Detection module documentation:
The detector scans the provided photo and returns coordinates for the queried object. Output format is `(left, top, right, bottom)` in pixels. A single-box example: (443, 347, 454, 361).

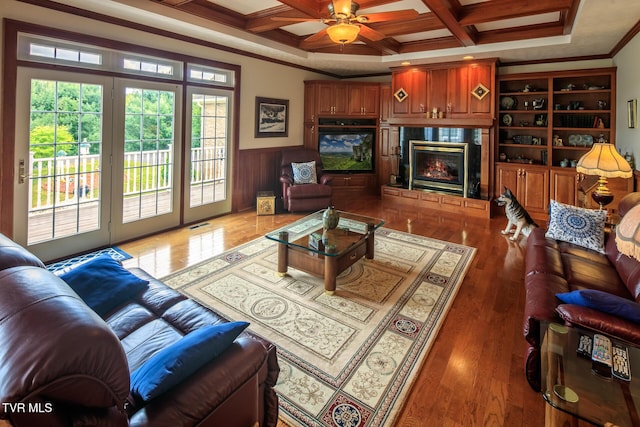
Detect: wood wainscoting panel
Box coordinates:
(233, 147, 285, 212)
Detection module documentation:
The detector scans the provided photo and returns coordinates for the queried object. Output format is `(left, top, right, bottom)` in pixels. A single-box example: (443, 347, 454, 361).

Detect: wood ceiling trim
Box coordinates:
(153, 0, 194, 6)
(245, 7, 313, 33)
(458, 0, 574, 26)
(477, 23, 565, 46)
(421, 0, 477, 47)
(168, 0, 246, 28)
(399, 36, 464, 54)
(358, 35, 401, 54)
(561, 0, 581, 35)
(368, 14, 445, 36)
(277, 0, 324, 18)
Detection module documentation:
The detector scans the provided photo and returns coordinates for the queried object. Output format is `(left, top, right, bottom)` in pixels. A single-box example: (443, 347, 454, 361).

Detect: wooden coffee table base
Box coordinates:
(276, 225, 375, 294)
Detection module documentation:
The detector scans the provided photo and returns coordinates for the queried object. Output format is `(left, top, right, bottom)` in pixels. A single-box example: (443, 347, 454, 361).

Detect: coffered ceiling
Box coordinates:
(30, 0, 640, 76)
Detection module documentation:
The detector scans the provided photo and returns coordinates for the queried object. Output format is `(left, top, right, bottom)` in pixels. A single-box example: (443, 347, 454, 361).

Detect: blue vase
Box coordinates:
(322, 206, 340, 230)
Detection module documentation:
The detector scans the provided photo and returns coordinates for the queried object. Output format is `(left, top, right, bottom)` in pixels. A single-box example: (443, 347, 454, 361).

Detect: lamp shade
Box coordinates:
(326, 22, 360, 44)
(575, 143, 633, 178)
(616, 204, 640, 260)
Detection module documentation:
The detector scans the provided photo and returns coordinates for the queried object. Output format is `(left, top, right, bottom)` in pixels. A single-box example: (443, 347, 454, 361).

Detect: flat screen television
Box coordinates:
(318, 128, 375, 173)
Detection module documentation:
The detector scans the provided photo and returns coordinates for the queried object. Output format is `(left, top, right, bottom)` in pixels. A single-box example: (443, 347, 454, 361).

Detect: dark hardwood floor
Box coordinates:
(119, 194, 583, 427)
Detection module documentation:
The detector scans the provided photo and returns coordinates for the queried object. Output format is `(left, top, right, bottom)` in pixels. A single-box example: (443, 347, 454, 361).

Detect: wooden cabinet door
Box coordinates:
(378, 126, 391, 187)
(521, 167, 549, 214)
(447, 66, 469, 116)
(392, 69, 427, 116)
(380, 83, 391, 122)
(428, 69, 448, 115)
(304, 123, 316, 149)
(496, 164, 520, 197)
(468, 63, 493, 117)
(304, 82, 317, 122)
(362, 85, 379, 116)
(392, 70, 411, 115)
(496, 164, 549, 215)
(348, 85, 364, 115)
(409, 70, 428, 115)
(317, 83, 335, 115)
(316, 83, 348, 115)
(551, 168, 579, 206)
(333, 84, 348, 115)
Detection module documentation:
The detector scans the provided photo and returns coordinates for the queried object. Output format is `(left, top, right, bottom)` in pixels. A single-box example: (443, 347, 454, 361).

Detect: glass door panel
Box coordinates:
(13, 68, 112, 261)
(184, 87, 232, 223)
(110, 80, 181, 242)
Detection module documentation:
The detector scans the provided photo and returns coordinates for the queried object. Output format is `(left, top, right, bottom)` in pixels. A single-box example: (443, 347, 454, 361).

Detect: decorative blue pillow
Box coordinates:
(291, 161, 317, 184)
(59, 253, 148, 317)
(557, 289, 640, 324)
(130, 321, 249, 402)
(545, 200, 606, 253)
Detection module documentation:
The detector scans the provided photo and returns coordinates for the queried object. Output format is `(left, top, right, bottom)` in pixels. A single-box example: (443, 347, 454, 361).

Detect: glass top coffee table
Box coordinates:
(265, 209, 384, 295)
(540, 321, 640, 427)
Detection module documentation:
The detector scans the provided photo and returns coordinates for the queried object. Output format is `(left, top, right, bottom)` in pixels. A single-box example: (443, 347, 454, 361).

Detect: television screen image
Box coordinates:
(318, 131, 374, 172)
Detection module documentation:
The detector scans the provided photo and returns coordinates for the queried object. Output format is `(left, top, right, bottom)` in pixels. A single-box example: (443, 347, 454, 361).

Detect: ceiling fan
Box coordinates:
(273, 0, 419, 45)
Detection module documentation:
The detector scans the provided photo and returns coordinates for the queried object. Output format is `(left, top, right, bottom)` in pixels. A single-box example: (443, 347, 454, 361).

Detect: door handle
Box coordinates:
(18, 159, 27, 184)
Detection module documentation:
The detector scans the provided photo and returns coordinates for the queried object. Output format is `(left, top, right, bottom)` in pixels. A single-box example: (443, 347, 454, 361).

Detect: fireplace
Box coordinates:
(409, 140, 468, 196)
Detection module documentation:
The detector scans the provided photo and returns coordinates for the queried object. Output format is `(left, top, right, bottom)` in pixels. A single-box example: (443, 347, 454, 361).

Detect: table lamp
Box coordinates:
(575, 143, 633, 209)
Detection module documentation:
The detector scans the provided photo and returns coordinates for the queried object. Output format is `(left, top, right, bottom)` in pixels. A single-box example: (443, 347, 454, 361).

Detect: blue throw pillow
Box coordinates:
(556, 289, 640, 324)
(59, 253, 148, 317)
(130, 321, 249, 402)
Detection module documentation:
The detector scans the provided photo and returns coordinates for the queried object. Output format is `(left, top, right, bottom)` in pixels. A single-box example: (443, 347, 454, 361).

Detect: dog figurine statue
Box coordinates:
(495, 187, 539, 240)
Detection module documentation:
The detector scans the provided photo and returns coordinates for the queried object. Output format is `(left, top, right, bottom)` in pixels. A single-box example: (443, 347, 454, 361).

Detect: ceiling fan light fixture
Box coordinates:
(327, 22, 360, 44)
(329, 0, 359, 18)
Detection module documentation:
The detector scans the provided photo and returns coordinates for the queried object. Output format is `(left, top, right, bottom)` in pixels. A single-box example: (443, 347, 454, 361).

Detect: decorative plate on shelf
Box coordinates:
(502, 114, 513, 126)
(500, 96, 516, 110)
(568, 134, 594, 147)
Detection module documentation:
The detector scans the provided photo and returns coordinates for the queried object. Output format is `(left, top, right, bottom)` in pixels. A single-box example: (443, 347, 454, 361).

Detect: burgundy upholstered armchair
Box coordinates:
(280, 148, 333, 212)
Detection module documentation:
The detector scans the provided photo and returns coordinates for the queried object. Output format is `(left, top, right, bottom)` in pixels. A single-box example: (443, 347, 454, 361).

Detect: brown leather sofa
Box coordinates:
(280, 148, 333, 212)
(0, 234, 279, 427)
(523, 192, 640, 391)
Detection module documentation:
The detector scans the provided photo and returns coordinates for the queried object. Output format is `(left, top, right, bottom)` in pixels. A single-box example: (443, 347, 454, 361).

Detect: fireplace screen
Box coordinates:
(409, 141, 468, 195)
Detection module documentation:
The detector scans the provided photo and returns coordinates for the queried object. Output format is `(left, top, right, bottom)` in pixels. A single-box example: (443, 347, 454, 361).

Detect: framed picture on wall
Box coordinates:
(255, 97, 289, 138)
(628, 99, 637, 128)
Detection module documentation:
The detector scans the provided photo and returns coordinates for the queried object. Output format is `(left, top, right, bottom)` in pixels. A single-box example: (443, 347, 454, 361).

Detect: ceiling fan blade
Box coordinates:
(358, 25, 386, 41)
(304, 28, 329, 43)
(356, 10, 419, 23)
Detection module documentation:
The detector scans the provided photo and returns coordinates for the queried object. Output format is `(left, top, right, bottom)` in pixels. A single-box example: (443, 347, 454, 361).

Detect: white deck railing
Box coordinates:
(28, 147, 226, 211)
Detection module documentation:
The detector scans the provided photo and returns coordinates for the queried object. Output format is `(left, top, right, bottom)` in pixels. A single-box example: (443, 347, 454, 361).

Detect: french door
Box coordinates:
(184, 86, 232, 223)
(13, 69, 184, 261)
(14, 68, 113, 261)
(109, 79, 182, 243)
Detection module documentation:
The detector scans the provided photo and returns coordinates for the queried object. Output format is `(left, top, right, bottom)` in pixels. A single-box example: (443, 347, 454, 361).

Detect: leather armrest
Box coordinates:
(320, 175, 332, 185)
(0, 233, 45, 270)
(280, 175, 293, 185)
(556, 304, 640, 345)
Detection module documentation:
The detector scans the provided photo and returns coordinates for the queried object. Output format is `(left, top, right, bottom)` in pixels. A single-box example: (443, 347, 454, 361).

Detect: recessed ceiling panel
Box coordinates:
(204, 0, 281, 15)
(475, 13, 560, 32)
(359, 0, 431, 14)
(282, 22, 329, 37)
(394, 29, 453, 43)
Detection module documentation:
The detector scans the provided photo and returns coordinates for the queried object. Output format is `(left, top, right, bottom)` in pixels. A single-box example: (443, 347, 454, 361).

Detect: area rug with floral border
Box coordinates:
(160, 216, 476, 427)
